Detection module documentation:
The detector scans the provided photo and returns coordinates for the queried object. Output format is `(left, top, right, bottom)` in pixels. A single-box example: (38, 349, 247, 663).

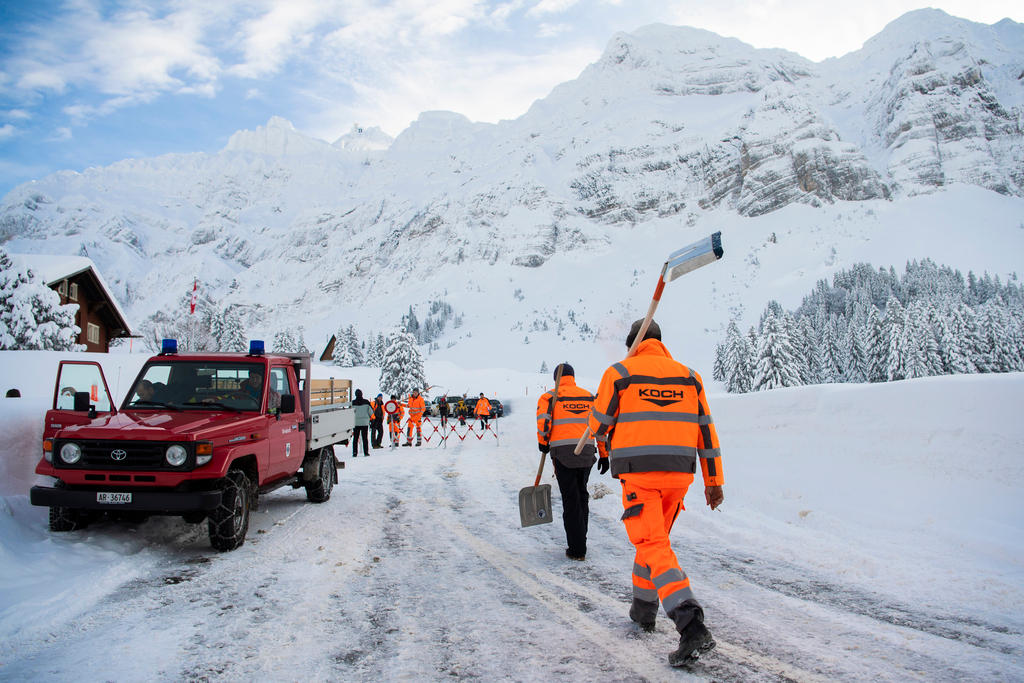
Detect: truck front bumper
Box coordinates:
(30, 485, 222, 513)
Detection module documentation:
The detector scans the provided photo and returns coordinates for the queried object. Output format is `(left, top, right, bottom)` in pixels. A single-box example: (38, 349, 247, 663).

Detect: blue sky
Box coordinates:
(0, 0, 1020, 198)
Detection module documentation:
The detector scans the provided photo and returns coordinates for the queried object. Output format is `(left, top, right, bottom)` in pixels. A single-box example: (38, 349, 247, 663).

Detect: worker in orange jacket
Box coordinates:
(588, 318, 724, 668)
(405, 388, 426, 446)
(473, 392, 492, 431)
(536, 363, 597, 561)
(386, 394, 404, 448)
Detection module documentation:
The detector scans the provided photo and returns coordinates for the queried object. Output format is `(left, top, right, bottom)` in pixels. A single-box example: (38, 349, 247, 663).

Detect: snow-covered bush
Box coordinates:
(0, 249, 80, 351)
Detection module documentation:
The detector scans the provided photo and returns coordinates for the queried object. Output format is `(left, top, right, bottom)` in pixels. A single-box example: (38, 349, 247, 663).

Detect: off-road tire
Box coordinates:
(48, 504, 89, 531)
(208, 469, 251, 551)
(305, 447, 335, 503)
(48, 481, 90, 532)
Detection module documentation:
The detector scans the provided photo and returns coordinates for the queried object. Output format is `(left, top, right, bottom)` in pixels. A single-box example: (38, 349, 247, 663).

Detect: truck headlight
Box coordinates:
(60, 442, 82, 464)
(165, 444, 188, 467)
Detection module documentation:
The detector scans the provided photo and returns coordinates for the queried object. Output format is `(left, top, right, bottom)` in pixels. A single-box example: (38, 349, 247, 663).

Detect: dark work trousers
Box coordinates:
(553, 458, 592, 557)
(352, 425, 370, 456)
(370, 420, 383, 448)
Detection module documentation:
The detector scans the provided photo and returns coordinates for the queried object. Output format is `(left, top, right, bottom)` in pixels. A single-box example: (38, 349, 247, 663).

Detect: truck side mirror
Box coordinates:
(74, 391, 91, 412)
(279, 394, 296, 414)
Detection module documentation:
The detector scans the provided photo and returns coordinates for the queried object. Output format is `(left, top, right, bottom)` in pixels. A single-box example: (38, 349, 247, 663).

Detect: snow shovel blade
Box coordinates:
(664, 231, 723, 282)
(519, 484, 553, 527)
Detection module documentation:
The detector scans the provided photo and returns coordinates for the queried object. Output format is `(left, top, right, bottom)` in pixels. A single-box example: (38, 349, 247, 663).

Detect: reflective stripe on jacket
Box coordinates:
(537, 376, 597, 467)
(587, 338, 723, 484)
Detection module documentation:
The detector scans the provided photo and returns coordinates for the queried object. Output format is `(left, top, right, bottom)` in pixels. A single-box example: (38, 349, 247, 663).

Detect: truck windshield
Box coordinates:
(124, 361, 265, 411)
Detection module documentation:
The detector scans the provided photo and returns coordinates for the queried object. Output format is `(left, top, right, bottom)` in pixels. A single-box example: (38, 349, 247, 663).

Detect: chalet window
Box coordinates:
(69, 283, 79, 301)
(58, 281, 67, 297)
(87, 323, 100, 344)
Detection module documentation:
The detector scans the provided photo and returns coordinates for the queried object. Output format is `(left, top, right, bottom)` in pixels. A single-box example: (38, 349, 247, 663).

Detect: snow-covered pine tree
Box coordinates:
(884, 296, 907, 381)
(272, 329, 298, 353)
(220, 307, 248, 352)
(345, 325, 364, 365)
(332, 340, 355, 367)
(378, 330, 427, 397)
(403, 306, 421, 342)
(866, 307, 887, 382)
(0, 249, 80, 350)
(722, 321, 753, 393)
(207, 309, 226, 351)
(539, 361, 548, 374)
(752, 308, 803, 391)
(821, 317, 845, 383)
(845, 324, 868, 383)
(797, 316, 823, 385)
(712, 340, 727, 383)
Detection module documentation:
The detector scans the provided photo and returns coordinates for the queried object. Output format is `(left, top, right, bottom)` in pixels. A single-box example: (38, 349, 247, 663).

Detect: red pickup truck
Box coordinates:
(30, 340, 355, 551)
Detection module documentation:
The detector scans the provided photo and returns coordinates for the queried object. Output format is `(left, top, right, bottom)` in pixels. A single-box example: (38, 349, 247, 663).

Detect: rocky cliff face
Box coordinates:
(0, 10, 1020, 339)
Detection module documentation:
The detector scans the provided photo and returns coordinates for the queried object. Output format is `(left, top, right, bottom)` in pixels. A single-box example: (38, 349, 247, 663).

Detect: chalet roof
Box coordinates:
(12, 253, 134, 337)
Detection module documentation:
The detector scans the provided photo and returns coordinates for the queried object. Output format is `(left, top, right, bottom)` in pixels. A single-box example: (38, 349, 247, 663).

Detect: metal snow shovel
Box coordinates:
(573, 231, 724, 455)
(519, 364, 565, 527)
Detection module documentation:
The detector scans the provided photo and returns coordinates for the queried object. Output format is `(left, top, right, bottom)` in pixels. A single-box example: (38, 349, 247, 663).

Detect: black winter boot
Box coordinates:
(668, 618, 715, 666)
(629, 598, 657, 633)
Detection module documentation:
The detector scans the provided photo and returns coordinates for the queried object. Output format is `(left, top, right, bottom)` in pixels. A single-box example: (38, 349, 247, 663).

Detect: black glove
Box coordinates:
(538, 443, 549, 454)
(596, 457, 609, 475)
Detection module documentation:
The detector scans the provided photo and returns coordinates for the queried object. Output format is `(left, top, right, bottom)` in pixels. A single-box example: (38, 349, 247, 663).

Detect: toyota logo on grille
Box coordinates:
(110, 449, 127, 461)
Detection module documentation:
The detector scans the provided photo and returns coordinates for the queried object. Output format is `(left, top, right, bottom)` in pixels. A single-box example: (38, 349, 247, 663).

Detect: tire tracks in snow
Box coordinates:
(435, 505, 829, 683)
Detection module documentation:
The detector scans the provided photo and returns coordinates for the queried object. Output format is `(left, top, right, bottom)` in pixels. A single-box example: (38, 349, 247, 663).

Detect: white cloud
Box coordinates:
(0, 124, 16, 140)
(526, 0, 581, 18)
(537, 22, 572, 38)
(4, 109, 32, 121)
(50, 126, 72, 142)
(229, 0, 330, 79)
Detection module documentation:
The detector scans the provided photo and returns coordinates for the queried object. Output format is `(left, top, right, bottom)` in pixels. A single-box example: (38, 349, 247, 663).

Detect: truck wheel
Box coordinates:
(208, 469, 251, 551)
(305, 447, 335, 503)
(48, 481, 90, 532)
(49, 504, 89, 532)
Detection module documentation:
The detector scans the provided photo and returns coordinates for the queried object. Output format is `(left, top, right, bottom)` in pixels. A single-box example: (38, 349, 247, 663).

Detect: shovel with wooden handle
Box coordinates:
(519, 364, 565, 527)
(573, 231, 724, 456)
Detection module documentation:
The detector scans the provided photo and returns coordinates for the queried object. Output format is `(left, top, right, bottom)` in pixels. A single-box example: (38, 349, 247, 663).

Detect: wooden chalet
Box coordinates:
(15, 254, 134, 353)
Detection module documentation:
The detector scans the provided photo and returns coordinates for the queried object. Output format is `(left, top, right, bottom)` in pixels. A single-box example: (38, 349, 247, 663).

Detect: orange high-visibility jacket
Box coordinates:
(407, 394, 426, 421)
(536, 377, 594, 448)
(587, 338, 723, 484)
(474, 397, 492, 417)
(537, 376, 597, 465)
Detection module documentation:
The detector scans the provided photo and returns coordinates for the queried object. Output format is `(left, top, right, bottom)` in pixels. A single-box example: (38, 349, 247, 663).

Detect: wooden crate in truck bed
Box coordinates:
(310, 378, 351, 406)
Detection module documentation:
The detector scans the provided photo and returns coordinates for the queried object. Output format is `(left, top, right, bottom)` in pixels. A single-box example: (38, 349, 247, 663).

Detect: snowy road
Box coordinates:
(3, 374, 1024, 682)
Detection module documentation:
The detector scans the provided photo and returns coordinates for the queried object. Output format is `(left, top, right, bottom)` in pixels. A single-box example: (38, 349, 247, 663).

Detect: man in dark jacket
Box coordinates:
(351, 389, 372, 457)
(370, 393, 385, 448)
(536, 363, 598, 561)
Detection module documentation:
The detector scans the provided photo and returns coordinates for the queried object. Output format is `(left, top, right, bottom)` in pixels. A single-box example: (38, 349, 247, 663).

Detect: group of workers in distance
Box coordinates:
(536, 318, 725, 668)
(348, 387, 496, 455)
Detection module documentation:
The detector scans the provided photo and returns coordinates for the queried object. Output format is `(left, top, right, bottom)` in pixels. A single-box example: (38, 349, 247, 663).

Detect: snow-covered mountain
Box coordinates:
(1, 9, 1022, 376)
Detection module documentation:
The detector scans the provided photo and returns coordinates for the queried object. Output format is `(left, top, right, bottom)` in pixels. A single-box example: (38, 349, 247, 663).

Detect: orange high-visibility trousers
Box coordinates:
(406, 417, 422, 444)
(619, 473, 701, 629)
